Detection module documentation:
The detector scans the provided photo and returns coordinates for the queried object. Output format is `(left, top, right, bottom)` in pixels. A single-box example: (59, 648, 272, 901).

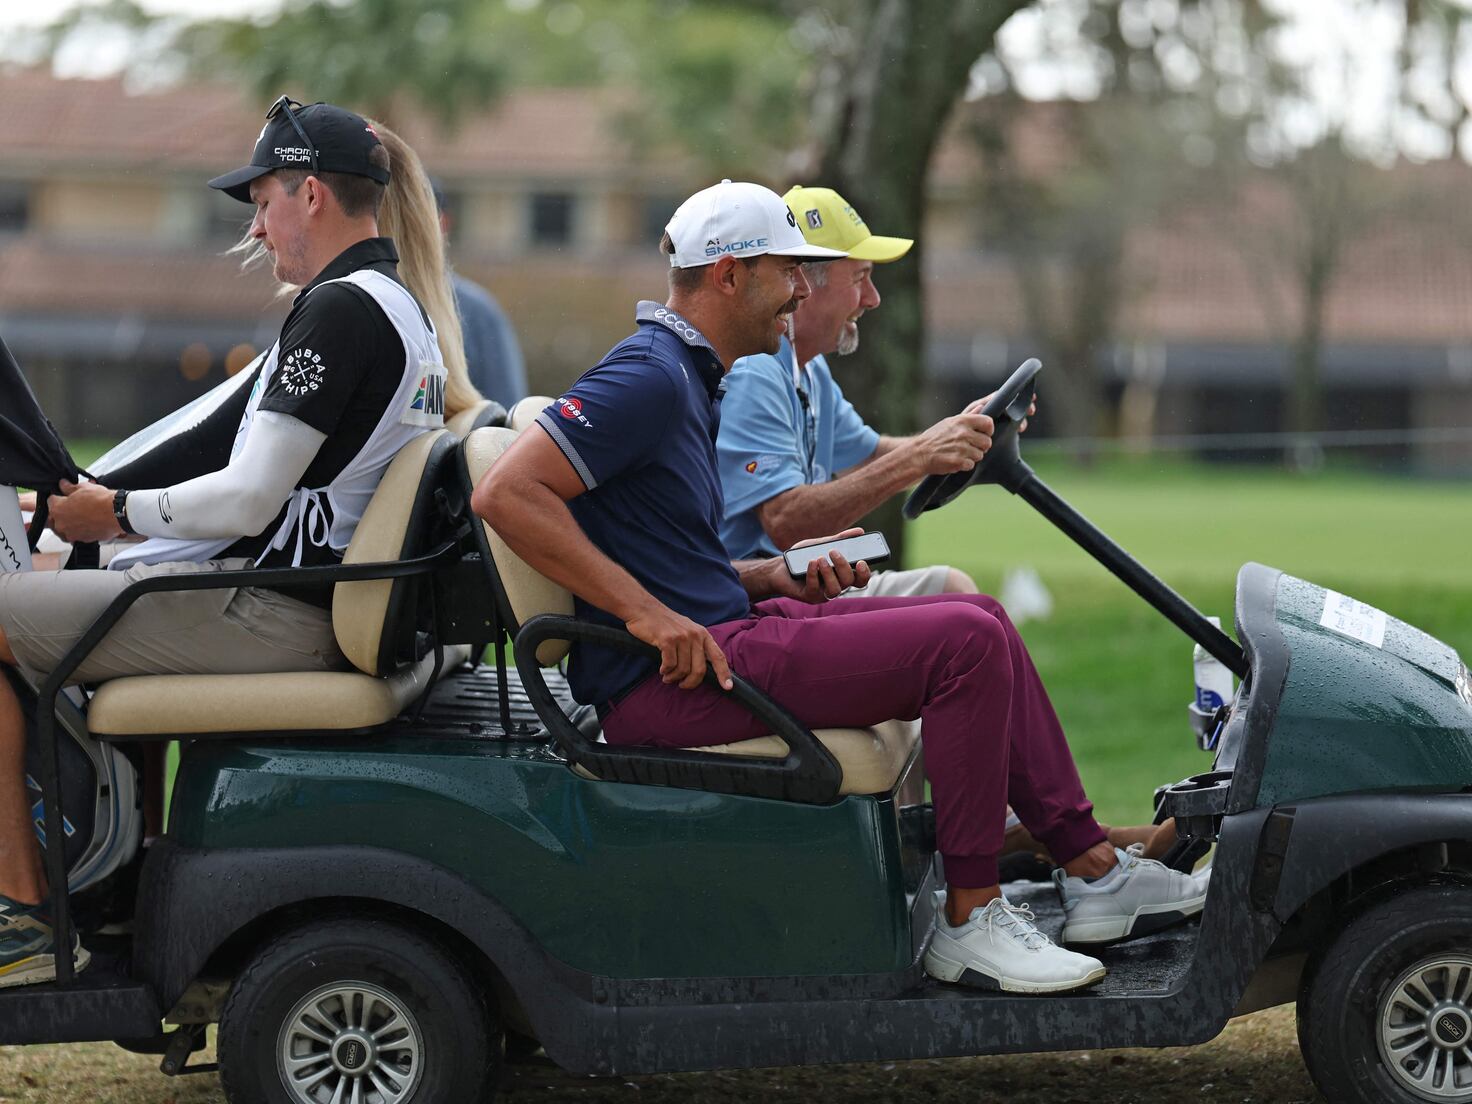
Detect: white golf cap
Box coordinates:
(664, 179, 848, 268)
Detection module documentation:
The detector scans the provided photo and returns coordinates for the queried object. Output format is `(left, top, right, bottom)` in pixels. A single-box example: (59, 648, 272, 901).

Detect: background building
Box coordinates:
(2, 70, 1470, 468)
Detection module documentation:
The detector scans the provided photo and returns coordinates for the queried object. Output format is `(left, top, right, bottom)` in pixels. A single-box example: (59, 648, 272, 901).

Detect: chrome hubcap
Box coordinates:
(1378, 954, 1472, 1101)
(278, 982, 423, 1104)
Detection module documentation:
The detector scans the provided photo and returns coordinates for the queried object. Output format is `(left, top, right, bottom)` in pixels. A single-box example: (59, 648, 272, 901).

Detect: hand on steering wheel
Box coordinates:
(902, 358, 1042, 520)
(908, 411, 995, 478)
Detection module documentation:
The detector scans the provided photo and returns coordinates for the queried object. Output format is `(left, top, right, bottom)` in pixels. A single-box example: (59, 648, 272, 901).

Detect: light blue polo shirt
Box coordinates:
(716, 337, 880, 559)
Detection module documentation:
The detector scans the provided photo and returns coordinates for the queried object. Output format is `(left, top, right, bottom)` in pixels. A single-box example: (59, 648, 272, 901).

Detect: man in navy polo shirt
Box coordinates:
(474, 180, 1206, 997)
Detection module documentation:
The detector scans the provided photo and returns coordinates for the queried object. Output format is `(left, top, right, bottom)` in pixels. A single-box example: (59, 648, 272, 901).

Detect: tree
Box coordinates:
(968, 96, 1215, 456)
(1212, 0, 1472, 455)
(787, 1, 1031, 543)
(959, 0, 1279, 459)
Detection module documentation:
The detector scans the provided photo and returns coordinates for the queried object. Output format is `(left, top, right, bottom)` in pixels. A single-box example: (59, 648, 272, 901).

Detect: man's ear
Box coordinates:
(303, 176, 331, 217)
(710, 255, 743, 297)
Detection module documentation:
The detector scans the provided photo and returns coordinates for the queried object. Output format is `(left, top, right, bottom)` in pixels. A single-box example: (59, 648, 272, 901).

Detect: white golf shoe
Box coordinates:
(1054, 843, 1209, 946)
(924, 896, 1107, 993)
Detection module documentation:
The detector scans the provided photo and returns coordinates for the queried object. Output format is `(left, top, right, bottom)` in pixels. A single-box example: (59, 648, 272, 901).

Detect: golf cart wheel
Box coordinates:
(217, 916, 500, 1104)
(1299, 883, 1472, 1104)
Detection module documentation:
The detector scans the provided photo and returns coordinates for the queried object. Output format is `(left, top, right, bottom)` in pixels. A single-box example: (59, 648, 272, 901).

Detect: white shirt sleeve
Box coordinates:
(123, 411, 327, 540)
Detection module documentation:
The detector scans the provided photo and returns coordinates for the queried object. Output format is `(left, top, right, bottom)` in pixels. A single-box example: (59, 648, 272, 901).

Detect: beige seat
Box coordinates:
(88, 430, 470, 737)
(506, 395, 553, 433)
(446, 398, 506, 437)
(463, 426, 919, 796)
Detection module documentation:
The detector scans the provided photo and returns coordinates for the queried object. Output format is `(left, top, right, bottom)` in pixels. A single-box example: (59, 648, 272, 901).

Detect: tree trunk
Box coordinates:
(801, 0, 1029, 561)
(1286, 268, 1328, 470)
(1284, 147, 1349, 467)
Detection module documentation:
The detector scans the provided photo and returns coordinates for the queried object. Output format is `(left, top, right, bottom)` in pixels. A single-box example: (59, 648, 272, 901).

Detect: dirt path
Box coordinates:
(0, 1006, 1321, 1104)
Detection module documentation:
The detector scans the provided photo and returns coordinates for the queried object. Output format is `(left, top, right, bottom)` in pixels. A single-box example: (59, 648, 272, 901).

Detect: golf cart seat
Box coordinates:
(506, 395, 553, 433)
(85, 430, 470, 737)
(462, 426, 920, 796)
(447, 398, 508, 437)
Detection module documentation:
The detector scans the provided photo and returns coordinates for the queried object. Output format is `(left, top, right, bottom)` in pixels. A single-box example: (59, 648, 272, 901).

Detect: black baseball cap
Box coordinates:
(208, 96, 391, 204)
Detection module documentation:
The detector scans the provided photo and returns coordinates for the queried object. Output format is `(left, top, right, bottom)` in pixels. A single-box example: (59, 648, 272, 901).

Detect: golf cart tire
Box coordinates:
(217, 916, 501, 1104)
(1298, 882, 1472, 1104)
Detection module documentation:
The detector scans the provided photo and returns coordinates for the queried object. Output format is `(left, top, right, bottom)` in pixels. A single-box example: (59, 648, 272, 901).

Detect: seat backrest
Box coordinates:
(506, 395, 553, 433)
(446, 398, 507, 437)
(461, 426, 574, 666)
(334, 429, 457, 676)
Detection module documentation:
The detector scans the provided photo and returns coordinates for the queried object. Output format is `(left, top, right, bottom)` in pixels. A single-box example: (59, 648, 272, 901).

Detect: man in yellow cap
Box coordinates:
(713, 187, 1178, 869)
(715, 185, 994, 597)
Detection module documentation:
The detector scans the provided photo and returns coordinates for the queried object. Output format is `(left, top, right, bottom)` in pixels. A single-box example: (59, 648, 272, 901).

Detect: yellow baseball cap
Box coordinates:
(782, 185, 913, 263)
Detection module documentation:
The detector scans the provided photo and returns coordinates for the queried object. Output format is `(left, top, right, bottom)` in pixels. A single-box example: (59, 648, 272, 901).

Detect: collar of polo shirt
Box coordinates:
(635, 300, 725, 398)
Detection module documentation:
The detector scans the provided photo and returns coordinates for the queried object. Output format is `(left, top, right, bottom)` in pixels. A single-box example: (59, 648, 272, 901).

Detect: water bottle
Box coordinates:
(1189, 616, 1234, 749)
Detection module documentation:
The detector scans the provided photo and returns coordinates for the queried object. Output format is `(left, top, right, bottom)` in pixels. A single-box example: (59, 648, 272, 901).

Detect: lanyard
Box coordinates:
(791, 353, 817, 483)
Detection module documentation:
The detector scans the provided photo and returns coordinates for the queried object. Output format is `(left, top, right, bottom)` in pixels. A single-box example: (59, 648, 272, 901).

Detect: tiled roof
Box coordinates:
(0, 67, 679, 184)
(0, 236, 283, 318)
(2, 69, 1470, 352)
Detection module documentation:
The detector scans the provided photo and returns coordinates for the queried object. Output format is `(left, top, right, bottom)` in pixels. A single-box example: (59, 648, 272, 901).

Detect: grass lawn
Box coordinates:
(908, 458, 1472, 826)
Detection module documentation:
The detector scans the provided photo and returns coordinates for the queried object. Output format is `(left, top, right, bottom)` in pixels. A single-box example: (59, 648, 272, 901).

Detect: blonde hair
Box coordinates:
(230, 123, 482, 419)
(368, 120, 479, 419)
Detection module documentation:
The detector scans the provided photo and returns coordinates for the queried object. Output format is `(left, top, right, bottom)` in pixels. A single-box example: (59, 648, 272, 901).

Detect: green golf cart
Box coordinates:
(4, 363, 1471, 1104)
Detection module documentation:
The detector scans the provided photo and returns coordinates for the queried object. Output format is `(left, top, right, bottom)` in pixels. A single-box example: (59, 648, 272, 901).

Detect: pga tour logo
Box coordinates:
(558, 396, 593, 428)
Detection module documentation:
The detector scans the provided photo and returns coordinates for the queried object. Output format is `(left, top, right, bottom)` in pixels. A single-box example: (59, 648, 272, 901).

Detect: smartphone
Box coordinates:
(783, 532, 891, 578)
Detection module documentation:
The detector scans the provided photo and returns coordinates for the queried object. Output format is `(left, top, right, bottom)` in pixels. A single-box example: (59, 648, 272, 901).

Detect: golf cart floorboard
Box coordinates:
(919, 881, 1200, 1000)
(412, 661, 575, 739)
(0, 947, 160, 1045)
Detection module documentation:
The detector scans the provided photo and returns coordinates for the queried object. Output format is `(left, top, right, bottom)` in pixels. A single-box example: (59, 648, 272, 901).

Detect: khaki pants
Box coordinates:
(839, 564, 952, 600)
(0, 559, 346, 687)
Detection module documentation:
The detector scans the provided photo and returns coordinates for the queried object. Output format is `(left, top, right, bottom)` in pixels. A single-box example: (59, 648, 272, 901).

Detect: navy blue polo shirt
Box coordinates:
(534, 301, 751, 707)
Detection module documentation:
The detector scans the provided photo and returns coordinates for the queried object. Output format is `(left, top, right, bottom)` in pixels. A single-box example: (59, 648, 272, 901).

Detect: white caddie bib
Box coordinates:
(110, 269, 445, 572)
(0, 487, 31, 574)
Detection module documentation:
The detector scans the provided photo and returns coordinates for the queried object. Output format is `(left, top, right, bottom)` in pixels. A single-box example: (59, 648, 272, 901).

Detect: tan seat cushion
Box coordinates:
(462, 428, 574, 666)
(447, 400, 494, 437)
(334, 430, 451, 676)
(577, 719, 920, 796)
(87, 645, 471, 736)
(506, 396, 553, 433)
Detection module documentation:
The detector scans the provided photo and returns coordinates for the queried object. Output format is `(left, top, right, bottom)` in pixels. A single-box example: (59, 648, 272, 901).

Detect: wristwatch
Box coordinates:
(113, 489, 135, 535)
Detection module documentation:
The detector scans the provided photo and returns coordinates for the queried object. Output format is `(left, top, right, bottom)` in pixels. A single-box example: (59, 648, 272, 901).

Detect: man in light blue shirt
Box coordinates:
(717, 186, 994, 596)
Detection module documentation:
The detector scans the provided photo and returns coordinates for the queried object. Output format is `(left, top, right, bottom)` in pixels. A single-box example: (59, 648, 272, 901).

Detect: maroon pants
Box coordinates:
(602, 593, 1106, 887)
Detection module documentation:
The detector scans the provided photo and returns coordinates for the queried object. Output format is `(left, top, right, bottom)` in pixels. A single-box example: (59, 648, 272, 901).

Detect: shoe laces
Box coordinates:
(1122, 842, 1165, 872)
(981, 899, 1051, 951)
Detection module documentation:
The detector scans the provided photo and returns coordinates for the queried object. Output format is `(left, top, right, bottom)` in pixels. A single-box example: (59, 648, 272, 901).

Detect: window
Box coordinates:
(0, 183, 29, 234)
(206, 189, 253, 244)
(528, 192, 575, 248)
(642, 194, 682, 245)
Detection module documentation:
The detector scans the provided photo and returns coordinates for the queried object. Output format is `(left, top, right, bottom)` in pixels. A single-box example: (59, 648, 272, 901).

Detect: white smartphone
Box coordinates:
(783, 532, 891, 578)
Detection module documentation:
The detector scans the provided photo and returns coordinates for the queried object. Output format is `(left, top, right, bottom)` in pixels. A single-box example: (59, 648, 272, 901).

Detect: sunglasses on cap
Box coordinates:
(266, 95, 319, 175)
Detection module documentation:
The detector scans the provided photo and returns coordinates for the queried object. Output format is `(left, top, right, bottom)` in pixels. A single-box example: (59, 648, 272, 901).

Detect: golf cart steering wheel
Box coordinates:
(902, 358, 1042, 520)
